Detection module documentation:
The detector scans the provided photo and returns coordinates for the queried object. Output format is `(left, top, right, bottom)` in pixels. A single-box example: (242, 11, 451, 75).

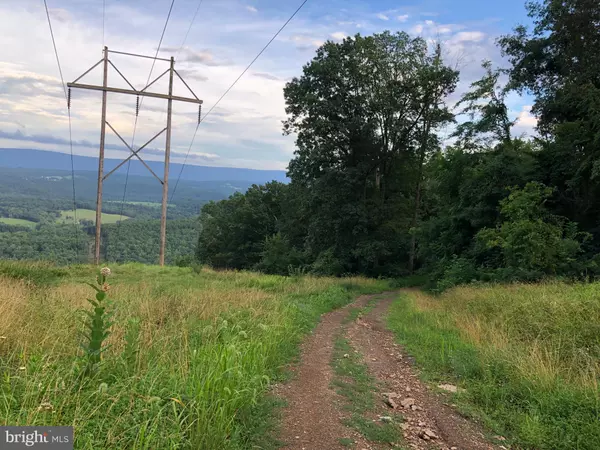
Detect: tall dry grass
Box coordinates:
(0, 262, 388, 449)
(389, 281, 600, 449)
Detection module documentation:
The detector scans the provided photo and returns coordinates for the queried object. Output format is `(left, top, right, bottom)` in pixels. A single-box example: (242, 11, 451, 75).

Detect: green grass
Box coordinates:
(0, 261, 390, 449)
(331, 335, 402, 446)
(387, 285, 600, 450)
(0, 217, 37, 227)
(106, 201, 163, 208)
(57, 209, 129, 224)
(338, 437, 355, 447)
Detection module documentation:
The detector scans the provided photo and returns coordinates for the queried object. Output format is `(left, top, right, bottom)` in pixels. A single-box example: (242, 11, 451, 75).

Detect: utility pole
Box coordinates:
(159, 57, 174, 266)
(68, 47, 203, 265)
(95, 46, 108, 265)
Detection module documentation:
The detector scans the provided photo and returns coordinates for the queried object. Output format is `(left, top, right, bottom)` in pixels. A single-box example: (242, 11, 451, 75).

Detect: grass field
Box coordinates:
(106, 201, 163, 208)
(0, 217, 37, 227)
(57, 209, 129, 224)
(0, 260, 389, 449)
(388, 284, 600, 449)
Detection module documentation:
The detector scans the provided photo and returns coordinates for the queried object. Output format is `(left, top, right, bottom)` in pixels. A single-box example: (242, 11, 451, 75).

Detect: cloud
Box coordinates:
(513, 105, 538, 137)
(253, 72, 282, 81)
(143, 147, 219, 161)
(438, 26, 454, 34)
(330, 31, 347, 41)
(246, 5, 257, 13)
(411, 24, 424, 34)
(376, 13, 389, 21)
(290, 35, 325, 50)
(337, 21, 363, 28)
(0, 128, 121, 152)
(451, 31, 486, 43)
(397, 15, 409, 22)
(160, 47, 232, 66)
(0, 128, 220, 162)
(175, 69, 208, 82)
(48, 8, 72, 23)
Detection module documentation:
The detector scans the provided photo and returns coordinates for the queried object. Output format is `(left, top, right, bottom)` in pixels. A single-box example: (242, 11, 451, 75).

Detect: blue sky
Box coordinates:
(0, 0, 537, 171)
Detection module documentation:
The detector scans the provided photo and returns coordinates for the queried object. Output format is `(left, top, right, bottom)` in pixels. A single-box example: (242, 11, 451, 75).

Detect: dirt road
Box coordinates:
(277, 291, 502, 450)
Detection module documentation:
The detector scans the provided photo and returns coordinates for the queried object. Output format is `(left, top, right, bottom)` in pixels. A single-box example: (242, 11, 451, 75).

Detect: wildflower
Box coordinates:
(101, 283, 110, 292)
(100, 267, 111, 277)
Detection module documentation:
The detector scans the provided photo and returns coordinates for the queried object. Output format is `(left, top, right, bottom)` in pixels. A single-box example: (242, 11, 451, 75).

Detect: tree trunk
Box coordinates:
(409, 119, 431, 273)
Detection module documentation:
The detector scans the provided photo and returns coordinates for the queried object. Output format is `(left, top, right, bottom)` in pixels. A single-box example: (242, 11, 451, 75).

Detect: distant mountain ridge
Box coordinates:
(0, 148, 288, 184)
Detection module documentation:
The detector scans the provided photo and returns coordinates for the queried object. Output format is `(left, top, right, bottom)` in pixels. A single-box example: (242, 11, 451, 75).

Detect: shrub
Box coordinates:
(476, 182, 589, 277)
(311, 248, 345, 276)
(257, 232, 304, 275)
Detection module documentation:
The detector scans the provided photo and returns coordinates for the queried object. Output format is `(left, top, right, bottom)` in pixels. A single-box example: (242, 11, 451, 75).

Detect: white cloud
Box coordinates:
(376, 13, 389, 21)
(330, 31, 347, 41)
(290, 35, 325, 49)
(411, 24, 424, 34)
(514, 105, 538, 135)
(246, 5, 258, 13)
(397, 14, 409, 22)
(452, 31, 486, 42)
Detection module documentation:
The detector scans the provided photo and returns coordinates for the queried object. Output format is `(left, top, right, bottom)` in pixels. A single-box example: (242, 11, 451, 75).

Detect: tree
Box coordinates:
(476, 182, 587, 277)
(452, 60, 514, 147)
(408, 44, 458, 272)
(196, 182, 287, 269)
(283, 32, 457, 275)
(499, 0, 600, 238)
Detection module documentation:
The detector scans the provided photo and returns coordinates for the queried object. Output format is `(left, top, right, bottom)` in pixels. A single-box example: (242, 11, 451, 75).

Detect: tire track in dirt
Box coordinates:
(276, 293, 376, 450)
(346, 293, 502, 450)
(277, 291, 501, 450)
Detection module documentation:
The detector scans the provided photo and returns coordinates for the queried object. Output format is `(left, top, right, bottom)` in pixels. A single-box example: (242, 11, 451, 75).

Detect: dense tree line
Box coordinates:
(101, 218, 200, 265)
(0, 219, 199, 265)
(197, 0, 600, 288)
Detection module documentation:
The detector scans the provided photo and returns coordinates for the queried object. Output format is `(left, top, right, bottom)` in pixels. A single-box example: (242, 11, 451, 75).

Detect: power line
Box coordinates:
(43, 0, 81, 255)
(113, 0, 176, 260)
(177, 0, 205, 58)
(102, 0, 106, 47)
(169, 0, 310, 202)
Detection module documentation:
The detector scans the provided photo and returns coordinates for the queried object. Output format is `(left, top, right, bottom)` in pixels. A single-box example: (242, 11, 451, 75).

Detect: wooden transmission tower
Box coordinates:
(68, 47, 203, 266)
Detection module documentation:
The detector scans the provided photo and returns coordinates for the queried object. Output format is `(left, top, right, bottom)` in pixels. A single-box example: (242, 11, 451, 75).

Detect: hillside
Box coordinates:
(0, 148, 288, 184)
(3, 261, 600, 449)
(0, 261, 389, 449)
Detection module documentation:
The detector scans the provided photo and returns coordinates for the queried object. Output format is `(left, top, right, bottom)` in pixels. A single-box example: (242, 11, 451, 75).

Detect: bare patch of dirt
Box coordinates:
(347, 295, 502, 450)
(276, 294, 375, 450)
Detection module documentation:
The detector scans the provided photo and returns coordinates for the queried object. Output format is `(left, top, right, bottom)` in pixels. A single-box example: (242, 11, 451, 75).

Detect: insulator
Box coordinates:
(135, 96, 140, 117)
(67, 88, 71, 109)
(198, 104, 202, 124)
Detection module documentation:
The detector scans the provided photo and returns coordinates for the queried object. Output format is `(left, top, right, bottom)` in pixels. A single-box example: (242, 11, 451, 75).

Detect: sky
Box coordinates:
(0, 0, 538, 171)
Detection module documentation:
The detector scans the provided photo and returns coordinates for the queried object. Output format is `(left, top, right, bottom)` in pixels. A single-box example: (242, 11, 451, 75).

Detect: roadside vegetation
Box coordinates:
(0, 261, 389, 449)
(331, 336, 401, 446)
(388, 284, 600, 449)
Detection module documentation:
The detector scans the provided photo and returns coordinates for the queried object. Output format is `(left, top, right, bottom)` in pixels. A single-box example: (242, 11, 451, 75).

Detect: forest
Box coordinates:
(197, 0, 600, 289)
(0, 168, 213, 264)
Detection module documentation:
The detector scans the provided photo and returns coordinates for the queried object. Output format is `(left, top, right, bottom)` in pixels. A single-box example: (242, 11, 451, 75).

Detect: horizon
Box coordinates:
(0, 147, 288, 175)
